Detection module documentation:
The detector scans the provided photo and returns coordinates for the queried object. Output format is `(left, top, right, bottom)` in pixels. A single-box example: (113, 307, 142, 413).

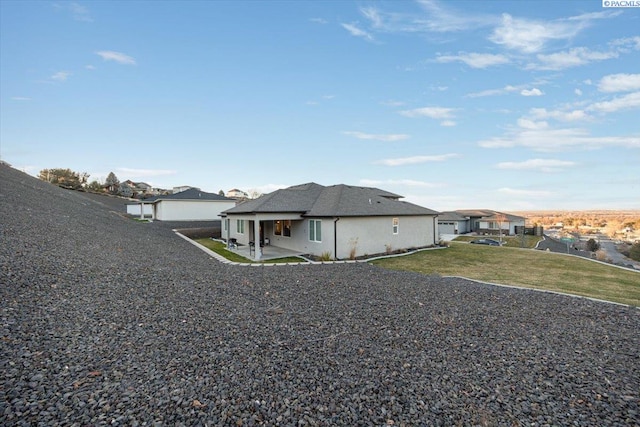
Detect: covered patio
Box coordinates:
(224, 240, 306, 261)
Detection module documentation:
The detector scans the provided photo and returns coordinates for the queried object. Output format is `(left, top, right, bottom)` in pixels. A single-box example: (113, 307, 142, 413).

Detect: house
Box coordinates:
(448, 209, 525, 236)
(437, 211, 472, 235)
(227, 188, 249, 199)
(173, 185, 198, 194)
(220, 182, 439, 260)
(133, 188, 236, 221)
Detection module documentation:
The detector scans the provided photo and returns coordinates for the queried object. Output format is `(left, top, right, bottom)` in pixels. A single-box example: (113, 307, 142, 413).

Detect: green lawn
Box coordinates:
(372, 242, 640, 306)
(453, 234, 542, 248)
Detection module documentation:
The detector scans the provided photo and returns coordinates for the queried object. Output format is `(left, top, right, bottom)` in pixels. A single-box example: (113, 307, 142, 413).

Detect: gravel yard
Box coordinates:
(1, 164, 639, 426)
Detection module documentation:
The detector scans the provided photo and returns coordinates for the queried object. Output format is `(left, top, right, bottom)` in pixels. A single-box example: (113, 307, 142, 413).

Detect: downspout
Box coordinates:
(334, 217, 340, 260)
(433, 216, 437, 246)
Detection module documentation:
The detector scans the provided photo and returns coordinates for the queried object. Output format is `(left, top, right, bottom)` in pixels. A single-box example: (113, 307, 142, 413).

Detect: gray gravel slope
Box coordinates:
(1, 164, 639, 426)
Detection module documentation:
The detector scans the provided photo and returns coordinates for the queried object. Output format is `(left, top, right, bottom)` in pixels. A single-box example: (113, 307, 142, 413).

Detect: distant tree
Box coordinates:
(218, 189, 225, 196)
(105, 172, 120, 194)
(247, 188, 262, 199)
(38, 168, 88, 190)
(86, 180, 103, 192)
(586, 238, 600, 252)
(629, 242, 640, 262)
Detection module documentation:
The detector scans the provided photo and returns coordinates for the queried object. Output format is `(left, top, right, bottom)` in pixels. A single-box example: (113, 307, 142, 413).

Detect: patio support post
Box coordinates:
(140, 203, 145, 220)
(253, 219, 262, 260)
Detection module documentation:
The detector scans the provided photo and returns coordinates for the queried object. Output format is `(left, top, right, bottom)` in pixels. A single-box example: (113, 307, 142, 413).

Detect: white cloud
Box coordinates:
(479, 123, 640, 151)
(343, 131, 410, 142)
(440, 120, 456, 127)
(529, 108, 588, 122)
(435, 52, 509, 68)
(489, 12, 612, 53)
(50, 71, 71, 81)
(360, 179, 442, 188)
(598, 73, 640, 93)
(375, 153, 458, 166)
(521, 88, 543, 96)
(586, 91, 640, 113)
(95, 51, 136, 65)
(530, 47, 617, 70)
(85, 65, 96, 70)
(54, 2, 93, 22)
(399, 106, 455, 119)
(341, 23, 374, 41)
(310, 18, 327, 24)
(575, 88, 583, 96)
(496, 159, 576, 172)
(116, 168, 177, 178)
(498, 187, 556, 198)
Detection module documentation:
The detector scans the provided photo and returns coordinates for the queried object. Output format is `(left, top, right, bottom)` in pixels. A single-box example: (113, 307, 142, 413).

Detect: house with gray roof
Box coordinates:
(443, 209, 525, 236)
(128, 188, 236, 221)
(220, 182, 439, 260)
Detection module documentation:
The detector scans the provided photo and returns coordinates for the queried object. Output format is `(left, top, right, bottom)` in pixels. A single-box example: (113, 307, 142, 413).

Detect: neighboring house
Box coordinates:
(452, 209, 525, 236)
(220, 182, 439, 260)
(227, 188, 249, 199)
(173, 185, 198, 194)
(437, 211, 471, 235)
(133, 188, 236, 221)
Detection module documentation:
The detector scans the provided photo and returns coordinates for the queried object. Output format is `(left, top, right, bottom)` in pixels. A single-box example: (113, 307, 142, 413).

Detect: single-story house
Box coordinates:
(131, 188, 237, 221)
(220, 182, 439, 260)
(437, 211, 472, 235)
(450, 209, 525, 236)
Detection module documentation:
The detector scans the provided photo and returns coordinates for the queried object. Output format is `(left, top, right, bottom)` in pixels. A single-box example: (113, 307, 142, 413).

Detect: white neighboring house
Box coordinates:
(126, 203, 153, 217)
(220, 182, 439, 260)
(133, 188, 236, 221)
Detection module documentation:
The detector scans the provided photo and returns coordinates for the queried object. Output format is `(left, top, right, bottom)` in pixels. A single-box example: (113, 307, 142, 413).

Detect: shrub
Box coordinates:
(319, 251, 333, 262)
(630, 242, 640, 262)
(586, 238, 600, 252)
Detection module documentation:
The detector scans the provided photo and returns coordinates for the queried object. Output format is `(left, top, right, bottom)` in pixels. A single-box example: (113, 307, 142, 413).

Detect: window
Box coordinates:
(274, 220, 291, 237)
(237, 219, 245, 234)
(309, 219, 321, 242)
(393, 218, 399, 234)
(224, 218, 229, 231)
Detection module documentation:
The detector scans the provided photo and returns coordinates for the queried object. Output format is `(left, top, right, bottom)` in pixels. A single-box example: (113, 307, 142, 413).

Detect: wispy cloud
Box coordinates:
(399, 106, 455, 119)
(521, 88, 543, 96)
(310, 18, 327, 25)
(479, 121, 640, 151)
(360, 178, 442, 188)
(50, 71, 71, 82)
(489, 12, 613, 53)
(116, 168, 177, 178)
(435, 52, 509, 68)
(598, 73, 640, 93)
(95, 51, 136, 65)
(528, 47, 617, 70)
(341, 23, 374, 41)
(375, 153, 458, 166)
(343, 131, 410, 142)
(496, 159, 576, 172)
(498, 187, 556, 197)
(54, 2, 93, 22)
(529, 108, 588, 122)
(587, 91, 640, 113)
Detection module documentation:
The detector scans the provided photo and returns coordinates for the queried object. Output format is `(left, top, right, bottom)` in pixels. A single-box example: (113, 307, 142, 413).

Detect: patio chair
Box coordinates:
(229, 238, 238, 249)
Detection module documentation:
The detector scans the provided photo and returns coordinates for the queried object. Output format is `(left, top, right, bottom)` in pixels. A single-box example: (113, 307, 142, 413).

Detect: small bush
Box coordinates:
(630, 242, 640, 261)
(319, 251, 333, 261)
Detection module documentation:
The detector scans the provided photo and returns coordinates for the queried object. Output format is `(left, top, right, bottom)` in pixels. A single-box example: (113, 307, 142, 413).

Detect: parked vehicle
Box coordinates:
(470, 238, 502, 246)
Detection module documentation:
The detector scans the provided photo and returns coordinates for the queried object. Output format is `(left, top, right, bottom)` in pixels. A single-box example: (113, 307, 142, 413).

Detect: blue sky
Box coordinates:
(1, 1, 639, 211)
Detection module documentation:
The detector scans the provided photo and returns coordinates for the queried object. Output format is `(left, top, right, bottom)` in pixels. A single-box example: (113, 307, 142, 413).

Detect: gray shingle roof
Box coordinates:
(223, 182, 438, 217)
(144, 188, 234, 203)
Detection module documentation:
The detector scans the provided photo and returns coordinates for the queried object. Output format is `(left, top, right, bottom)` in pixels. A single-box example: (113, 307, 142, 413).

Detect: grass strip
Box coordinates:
(372, 242, 640, 306)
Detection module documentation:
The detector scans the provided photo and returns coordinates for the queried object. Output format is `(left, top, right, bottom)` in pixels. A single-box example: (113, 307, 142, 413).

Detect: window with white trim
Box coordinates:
(393, 218, 399, 234)
(237, 219, 245, 234)
(309, 219, 321, 242)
